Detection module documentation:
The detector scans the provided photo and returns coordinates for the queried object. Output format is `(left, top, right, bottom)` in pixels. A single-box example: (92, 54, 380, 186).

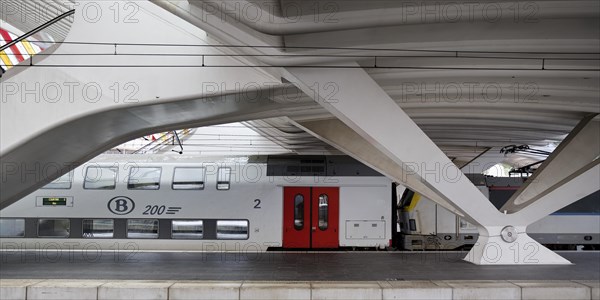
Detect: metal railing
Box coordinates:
(0, 9, 75, 52)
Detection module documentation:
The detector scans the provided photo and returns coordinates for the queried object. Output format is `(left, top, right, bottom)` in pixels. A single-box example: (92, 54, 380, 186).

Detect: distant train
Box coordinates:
(398, 175, 600, 250)
(1, 155, 598, 253)
(0, 155, 393, 252)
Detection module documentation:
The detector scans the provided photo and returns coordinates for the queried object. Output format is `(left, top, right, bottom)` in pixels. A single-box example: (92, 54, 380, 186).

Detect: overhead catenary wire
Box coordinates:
(144, 125, 573, 133)
(5, 65, 599, 71)
(2, 40, 598, 70)
(4, 52, 600, 61)
(146, 125, 575, 133)
(11, 40, 600, 55)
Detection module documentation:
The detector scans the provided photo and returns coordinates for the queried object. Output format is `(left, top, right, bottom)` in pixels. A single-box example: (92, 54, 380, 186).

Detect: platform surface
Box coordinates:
(1, 251, 599, 281)
(2, 279, 599, 300)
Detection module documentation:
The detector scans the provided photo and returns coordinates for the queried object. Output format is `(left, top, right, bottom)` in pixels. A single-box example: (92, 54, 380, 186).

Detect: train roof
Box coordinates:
(87, 154, 383, 177)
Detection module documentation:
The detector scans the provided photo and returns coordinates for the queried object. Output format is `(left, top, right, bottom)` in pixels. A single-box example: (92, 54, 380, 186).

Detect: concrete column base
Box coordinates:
(464, 226, 571, 265)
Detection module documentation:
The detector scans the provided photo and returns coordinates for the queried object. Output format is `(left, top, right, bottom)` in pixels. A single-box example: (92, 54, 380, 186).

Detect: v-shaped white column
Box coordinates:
(283, 64, 591, 264)
(293, 118, 462, 215)
(284, 65, 502, 226)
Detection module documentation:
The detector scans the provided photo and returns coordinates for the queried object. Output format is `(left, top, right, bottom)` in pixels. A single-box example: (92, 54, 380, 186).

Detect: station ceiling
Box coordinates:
(149, 0, 598, 167)
(4, 0, 598, 169)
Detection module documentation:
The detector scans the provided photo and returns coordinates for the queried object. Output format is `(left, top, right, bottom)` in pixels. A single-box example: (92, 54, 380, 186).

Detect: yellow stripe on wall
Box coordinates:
(0, 51, 13, 68)
(21, 39, 36, 56)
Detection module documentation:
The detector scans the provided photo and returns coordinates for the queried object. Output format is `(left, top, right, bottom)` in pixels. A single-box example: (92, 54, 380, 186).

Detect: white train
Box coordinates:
(399, 175, 600, 250)
(0, 155, 394, 252)
(1, 155, 598, 253)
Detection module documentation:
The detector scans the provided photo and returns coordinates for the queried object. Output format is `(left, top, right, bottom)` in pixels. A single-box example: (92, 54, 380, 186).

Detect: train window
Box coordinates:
(409, 219, 417, 232)
(294, 194, 304, 230)
(216, 220, 248, 239)
(318, 194, 329, 231)
(0, 219, 25, 237)
(172, 220, 203, 239)
(128, 167, 161, 190)
(82, 219, 114, 238)
(127, 219, 159, 239)
(399, 189, 415, 209)
(172, 167, 205, 190)
(217, 167, 231, 190)
(41, 172, 72, 189)
(84, 167, 117, 190)
(37, 219, 70, 238)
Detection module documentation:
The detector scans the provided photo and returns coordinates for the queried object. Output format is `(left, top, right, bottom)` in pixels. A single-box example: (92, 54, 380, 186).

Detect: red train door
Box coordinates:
(283, 187, 311, 248)
(283, 187, 339, 249)
(310, 187, 339, 248)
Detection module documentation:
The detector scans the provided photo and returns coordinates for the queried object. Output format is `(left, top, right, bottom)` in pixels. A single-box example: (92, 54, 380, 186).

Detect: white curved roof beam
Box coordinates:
(0, 84, 304, 210)
(0, 1, 311, 209)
